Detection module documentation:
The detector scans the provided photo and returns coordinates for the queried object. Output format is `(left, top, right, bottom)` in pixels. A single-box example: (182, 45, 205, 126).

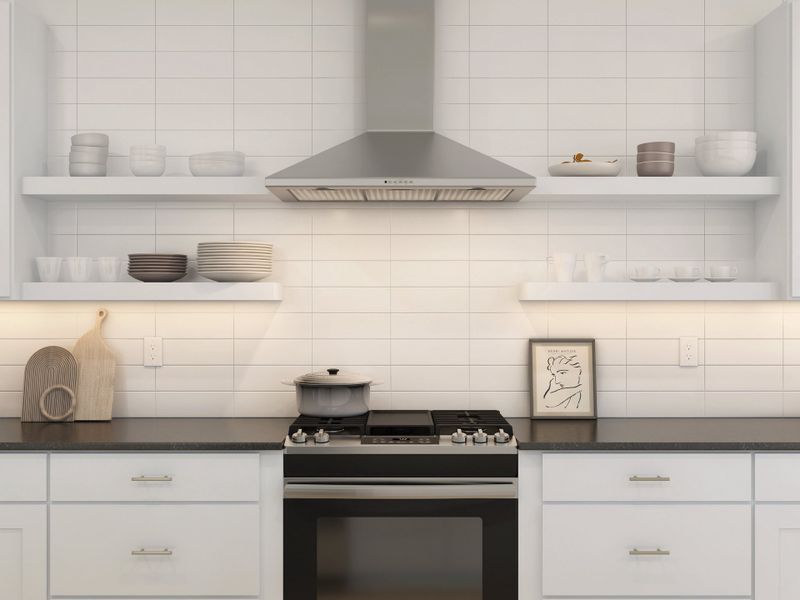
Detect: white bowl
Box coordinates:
(696, 150, 757, 176)
(71, 133, 109, 147)
(191, 151, 245, 162)
(71, 144, 108, 155)
(697, 131, 757, 144)
(69, 163, 107, 177)
(36, 257, 62, 282)
(130, 158, 165, 177)
(696, 140, 757, 151)
(130, 144, 165, 154)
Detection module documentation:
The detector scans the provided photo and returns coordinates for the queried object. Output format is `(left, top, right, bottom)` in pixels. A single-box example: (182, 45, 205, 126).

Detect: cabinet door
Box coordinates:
(756, 505, 800, 599)
(0, 2, 10, 297)
(0, 505, 47, 600)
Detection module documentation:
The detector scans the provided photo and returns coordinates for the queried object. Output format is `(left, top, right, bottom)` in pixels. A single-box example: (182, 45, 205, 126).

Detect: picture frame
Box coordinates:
(529, 339, 596, 419)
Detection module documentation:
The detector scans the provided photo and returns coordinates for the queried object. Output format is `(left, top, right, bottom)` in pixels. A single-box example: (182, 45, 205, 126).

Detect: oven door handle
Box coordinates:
(284, 478, 518, 500)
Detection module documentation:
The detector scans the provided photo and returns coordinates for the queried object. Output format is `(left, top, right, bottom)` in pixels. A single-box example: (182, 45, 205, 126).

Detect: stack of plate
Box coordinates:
(70, 133, 109, 177)
(636, 141, 675, 177)
(189, 151, 246, 177)
(128, 254, 188, 283)
(197, 242, 272, 282)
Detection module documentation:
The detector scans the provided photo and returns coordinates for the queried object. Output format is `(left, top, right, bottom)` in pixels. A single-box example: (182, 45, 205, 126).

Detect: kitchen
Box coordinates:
(0, 0, 799, 598)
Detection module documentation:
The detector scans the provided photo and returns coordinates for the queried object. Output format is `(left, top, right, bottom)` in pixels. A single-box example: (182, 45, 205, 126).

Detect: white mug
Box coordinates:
(96, 257, 122, 282)
(35, 257, 62, 282)
(632, 265, 661, 280)
(710, 265, 738, 279)
(674, 265, 701, 279)
(64, 257, 93, 282)
(584, 253, 608, 283)
(549, 253, 577, 283)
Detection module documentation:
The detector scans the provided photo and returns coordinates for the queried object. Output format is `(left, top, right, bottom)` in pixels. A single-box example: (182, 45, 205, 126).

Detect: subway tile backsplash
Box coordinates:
(9, 0, 792, 419)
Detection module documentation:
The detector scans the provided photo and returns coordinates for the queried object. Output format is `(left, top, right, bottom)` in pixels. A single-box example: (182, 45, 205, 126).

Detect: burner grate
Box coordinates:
(432, 410, 513, 436)
(288, 413, 368, 436)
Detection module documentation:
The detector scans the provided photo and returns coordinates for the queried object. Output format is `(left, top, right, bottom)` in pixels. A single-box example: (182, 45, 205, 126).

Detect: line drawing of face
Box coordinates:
(543, 354, 584, 410)
(549, 354, 582, 389)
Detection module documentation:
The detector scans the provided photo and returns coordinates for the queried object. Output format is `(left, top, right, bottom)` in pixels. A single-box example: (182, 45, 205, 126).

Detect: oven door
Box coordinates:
(284, 478, 518, 600)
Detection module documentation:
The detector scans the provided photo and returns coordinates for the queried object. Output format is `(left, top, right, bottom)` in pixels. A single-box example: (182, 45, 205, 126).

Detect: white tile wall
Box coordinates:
(13, 0, 790, 419)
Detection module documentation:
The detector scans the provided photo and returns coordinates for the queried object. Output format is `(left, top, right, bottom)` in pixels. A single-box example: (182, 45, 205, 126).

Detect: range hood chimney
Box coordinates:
(264, 0, 536, 202)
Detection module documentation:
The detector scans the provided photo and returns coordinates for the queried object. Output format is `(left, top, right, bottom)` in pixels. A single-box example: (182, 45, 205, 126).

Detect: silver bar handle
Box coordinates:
(629, 475, 671, 482)
(285, 481, 517, 500)
(131, 475, 173, 482)
(630, 548, 670, 556)
(131, 548, 173, 556)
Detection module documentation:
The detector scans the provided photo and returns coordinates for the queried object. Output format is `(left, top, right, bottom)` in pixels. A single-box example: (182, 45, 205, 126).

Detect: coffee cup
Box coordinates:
(584, 253, 608, 283)
(64, 257, 93, 282)
(710, 265, 738, 279)
(674, 265, 701, 279)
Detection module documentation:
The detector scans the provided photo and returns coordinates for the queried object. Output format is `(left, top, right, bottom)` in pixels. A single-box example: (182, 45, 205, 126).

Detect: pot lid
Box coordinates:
(293, 368, 373, 387)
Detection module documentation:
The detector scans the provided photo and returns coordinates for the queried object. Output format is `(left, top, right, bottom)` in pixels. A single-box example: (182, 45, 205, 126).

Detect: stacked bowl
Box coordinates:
(695, 131, 757, 176)
(128, 254, 188, 283)
(189, 151, 246, 177)
(197, 242, 272, 282)
(637, 141, 675, 177)
(70, 133, 108, 177)
(130, 145, 166, 176)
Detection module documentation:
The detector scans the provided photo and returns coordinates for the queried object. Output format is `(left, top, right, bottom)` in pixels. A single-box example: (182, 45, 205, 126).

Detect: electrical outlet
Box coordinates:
(679, 337, 698, 367)
(144, 337, 163, 367)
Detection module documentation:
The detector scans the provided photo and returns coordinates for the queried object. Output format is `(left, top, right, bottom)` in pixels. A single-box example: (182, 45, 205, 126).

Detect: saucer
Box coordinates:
(631, 277, 661, 283)
(706, 277, 737, 283)
(669, 277, 701, 282)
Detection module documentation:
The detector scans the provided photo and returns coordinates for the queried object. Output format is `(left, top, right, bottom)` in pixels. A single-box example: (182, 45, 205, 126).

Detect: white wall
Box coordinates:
(0, 0, 791, 420)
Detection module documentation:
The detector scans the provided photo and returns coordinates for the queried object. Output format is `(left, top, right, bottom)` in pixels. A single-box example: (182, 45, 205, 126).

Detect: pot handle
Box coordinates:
(281, 379, 295, 386)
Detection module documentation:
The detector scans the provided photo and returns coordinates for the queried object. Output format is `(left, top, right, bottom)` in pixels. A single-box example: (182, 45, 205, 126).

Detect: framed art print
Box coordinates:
(530, 339, 596, 419)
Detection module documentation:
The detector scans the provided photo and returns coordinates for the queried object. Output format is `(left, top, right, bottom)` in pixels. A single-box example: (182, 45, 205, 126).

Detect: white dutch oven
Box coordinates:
(283, 368, 373, 417)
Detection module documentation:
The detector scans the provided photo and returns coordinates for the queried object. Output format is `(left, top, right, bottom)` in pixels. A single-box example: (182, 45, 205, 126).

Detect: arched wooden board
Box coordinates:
(73, 308, 117, 421)
(21, 346, 78, 422)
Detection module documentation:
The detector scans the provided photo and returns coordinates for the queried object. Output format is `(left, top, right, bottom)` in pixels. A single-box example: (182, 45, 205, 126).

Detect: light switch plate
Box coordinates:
(144, 337, 163, 367)
(679, 337, 698, 367)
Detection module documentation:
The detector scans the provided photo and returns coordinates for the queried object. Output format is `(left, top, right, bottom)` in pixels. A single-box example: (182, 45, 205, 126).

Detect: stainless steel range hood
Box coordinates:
(265, 0, 536, 203)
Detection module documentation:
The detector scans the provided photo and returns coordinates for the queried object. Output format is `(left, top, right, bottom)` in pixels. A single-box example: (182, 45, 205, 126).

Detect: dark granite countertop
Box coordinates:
(509, 418, 800, 451)
(0, 418, 294, 451)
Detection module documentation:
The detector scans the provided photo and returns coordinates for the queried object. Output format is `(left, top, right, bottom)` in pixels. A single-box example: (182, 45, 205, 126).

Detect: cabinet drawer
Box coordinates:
(543, 504, 751, 597)
(50, 453, 259, 501)
(51, 504, 259, 596)
(543, 453, 751, 501)
(0, 454, 46, 501)
(756, 453, 800, 500)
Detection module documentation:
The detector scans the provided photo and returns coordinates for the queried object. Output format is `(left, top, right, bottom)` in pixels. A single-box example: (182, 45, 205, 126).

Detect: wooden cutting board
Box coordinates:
(21, 346, 78, 422)
(73, 308, 116, 421)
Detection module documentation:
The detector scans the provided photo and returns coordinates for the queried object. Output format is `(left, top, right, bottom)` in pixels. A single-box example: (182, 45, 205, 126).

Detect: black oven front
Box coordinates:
(283, 454, 518, 600)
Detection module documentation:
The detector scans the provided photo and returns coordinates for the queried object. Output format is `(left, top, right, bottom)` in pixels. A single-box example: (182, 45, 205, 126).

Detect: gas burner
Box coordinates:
(288, 413, 368, 437)
(432, 410, 514, 436)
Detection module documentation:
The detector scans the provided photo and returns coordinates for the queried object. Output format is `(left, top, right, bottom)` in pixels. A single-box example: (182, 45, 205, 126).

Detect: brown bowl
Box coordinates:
(637, 141, 675, 153)
(637, 151, 674, 162)
(637, 161, 675, 177)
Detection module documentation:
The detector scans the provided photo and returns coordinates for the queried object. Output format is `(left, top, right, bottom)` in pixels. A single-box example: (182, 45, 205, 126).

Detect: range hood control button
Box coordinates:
(451, 429, 467, 444)
(494, 429, 510, 444)
(473, 429, 488, 444)
(290, 429, 308, 444)
(314, 429, 330, 444)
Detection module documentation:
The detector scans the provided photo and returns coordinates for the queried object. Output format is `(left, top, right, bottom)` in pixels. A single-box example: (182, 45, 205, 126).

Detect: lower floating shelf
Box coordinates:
(518, 281, 779, 301)
(21, 282, 283, 301)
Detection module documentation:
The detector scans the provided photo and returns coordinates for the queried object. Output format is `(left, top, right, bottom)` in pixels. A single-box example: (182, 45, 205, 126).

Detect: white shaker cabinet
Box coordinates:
(756, 505, 800, 600)
(0, 505, 47, 600)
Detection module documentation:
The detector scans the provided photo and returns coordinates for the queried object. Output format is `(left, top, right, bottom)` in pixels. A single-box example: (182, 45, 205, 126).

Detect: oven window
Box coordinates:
(317, 517, 482, 600)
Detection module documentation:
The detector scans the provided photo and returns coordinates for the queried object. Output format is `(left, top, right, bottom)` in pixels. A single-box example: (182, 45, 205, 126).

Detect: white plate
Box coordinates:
(669, 277, 701, 282)
(548, 161, 622, 177)
(630, 277, 661, 282)
(705, 277, 737, 282)
(199, 271, 271, 282)
(198, 243, 272, 248)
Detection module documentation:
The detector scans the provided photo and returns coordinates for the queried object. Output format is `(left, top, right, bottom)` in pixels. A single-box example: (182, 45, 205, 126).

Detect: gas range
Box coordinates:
(284, 410, 516, 453)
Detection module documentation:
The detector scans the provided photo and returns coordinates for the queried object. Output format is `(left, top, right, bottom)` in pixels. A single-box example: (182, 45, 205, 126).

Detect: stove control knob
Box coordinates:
(451, 429, 467, 444)
(290, 428, 308, 444)
(313, 429, 330, 444)
(473, 429, 488, 444)
(494, 429, 510, 444)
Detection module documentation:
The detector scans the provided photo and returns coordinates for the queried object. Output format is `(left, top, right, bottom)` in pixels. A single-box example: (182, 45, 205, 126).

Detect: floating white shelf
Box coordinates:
(526, 176, 781, 202)
(21, 282, 283, 301)
(21, 176, 780, 203)
(518, 281, 779, 301)
(21, 176, 273, 202)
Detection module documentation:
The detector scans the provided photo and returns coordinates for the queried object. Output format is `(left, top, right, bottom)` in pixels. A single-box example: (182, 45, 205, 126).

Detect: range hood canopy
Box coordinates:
(264, 0, 536, 203)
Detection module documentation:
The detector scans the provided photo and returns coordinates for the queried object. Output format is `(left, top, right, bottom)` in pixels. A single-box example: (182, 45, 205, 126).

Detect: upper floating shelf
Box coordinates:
(22, 176, 273, 202)
(20, 282, 283, 302)
(518, 282, 779, 302)
(21, 176, 781, 203)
